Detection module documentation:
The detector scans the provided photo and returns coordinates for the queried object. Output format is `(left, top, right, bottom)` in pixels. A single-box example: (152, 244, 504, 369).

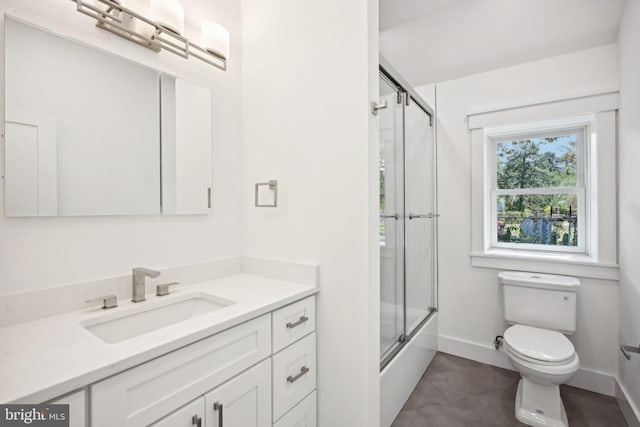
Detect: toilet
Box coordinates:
(499, 271, 581, 427)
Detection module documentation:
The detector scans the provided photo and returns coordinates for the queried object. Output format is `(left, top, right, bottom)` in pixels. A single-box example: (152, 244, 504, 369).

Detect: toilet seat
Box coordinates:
(504, 325, 576, 366)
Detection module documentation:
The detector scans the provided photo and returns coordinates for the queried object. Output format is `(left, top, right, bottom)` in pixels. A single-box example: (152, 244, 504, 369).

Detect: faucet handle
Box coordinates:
(86, 295, 118, 310)
(156, 282, 180, 297)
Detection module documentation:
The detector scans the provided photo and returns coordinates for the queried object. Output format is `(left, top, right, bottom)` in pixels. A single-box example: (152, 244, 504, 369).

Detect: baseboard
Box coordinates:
(438, 334, 616, 396)
(438, 333, 513, 370)
(616, 378, 640, 427)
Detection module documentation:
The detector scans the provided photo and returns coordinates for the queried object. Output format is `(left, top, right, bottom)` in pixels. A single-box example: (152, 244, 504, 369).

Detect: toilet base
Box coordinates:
(515, 378, 568, 427)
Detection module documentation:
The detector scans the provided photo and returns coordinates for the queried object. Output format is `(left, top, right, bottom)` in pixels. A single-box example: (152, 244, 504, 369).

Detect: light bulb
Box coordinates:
(150, 0, 184, 35)
(201, 21, 230, 60)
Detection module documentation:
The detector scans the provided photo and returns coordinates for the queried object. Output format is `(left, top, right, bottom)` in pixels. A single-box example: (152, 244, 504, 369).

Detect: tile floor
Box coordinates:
(392, 352, 627, 427)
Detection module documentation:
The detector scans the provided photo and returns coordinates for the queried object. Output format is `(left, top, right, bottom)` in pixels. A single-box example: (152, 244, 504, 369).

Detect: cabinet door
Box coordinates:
(49, 389, 85, 427)
(151, 398, 205, 427)
(204, 359, 271, 427)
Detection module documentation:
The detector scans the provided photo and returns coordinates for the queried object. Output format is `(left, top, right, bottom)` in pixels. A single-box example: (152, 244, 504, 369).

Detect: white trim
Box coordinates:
(437, 334, 616, 396)
(616, 379, 640, 427)
(468, 91, 619, 130)
(438, 334, 513, 370)
(470, 251, 619, 280)
(466, 88, 620, 117)
(494, 187, 581, 196)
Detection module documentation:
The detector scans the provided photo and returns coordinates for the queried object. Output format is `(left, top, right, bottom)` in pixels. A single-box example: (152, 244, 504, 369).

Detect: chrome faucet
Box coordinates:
(132, 267, 160, 303)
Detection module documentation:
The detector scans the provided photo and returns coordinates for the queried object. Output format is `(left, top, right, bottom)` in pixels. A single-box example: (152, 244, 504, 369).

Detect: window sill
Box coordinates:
(470, 249, 619, 280)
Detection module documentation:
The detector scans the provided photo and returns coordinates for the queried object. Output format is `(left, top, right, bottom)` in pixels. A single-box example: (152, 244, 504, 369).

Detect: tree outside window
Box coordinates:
(492, 128, 585, 250)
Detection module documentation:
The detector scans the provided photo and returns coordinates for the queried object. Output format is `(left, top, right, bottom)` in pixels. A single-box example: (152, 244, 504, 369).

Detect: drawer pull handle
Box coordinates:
(213, 402, 223, 427)
(287, 366, 310, 383)
(286, 315, 309, 329)
(192, 415, 202, 427)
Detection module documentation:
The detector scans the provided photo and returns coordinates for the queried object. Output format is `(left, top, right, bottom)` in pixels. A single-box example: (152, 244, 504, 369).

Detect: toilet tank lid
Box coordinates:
(498, 271, 580, 291)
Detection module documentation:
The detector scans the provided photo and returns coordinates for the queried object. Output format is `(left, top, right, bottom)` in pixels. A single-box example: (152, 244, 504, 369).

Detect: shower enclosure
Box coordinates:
(378, 58, 438, 426)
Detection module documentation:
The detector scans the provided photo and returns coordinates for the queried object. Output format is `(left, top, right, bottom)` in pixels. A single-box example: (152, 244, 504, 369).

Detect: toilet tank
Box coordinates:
(499, 271, 581, 334)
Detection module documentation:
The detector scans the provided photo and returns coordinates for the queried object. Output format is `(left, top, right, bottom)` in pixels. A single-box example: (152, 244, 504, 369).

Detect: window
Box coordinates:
(489, 126, 586, 253)
(467, 92, 619, 279)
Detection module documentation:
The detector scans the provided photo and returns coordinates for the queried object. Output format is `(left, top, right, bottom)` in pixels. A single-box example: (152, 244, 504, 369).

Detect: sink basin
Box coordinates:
(82, 293, 235, 343)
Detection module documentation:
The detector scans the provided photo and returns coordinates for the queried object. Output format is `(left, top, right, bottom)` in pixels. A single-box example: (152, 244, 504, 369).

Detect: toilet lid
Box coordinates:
(504, 325, 575, 364)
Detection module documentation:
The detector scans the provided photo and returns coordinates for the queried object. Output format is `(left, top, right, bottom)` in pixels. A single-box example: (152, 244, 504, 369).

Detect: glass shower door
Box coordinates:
(379, 76, 405, 361)
(404, 97, 436, 336)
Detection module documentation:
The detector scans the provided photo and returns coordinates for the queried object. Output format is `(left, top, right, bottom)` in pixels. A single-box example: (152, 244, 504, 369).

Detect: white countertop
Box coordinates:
(0, 274, 317, 403)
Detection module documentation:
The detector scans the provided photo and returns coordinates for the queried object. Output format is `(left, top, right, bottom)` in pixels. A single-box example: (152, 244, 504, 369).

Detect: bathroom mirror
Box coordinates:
(3, 17, 214, 217)
(4, 17, 161, 216)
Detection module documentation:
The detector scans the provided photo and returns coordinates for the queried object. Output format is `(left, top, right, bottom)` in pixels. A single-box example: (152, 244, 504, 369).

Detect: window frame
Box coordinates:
(467, 92, 619, 280)
(485, 123, 589, 254)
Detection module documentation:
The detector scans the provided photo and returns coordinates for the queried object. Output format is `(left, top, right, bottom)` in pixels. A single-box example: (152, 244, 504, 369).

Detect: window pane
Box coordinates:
(496, 134, 577, 189)
(497, 194, 578, 246)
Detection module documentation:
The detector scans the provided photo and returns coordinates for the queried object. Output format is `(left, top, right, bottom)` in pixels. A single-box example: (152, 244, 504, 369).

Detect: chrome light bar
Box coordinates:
(73, 0, 227, 71)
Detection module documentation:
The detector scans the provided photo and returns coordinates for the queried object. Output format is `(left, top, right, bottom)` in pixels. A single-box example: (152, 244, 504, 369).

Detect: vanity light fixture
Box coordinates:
(74, 0, 228, 70)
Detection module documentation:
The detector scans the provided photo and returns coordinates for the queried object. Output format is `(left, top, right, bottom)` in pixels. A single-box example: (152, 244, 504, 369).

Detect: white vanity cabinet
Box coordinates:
(89, 295, 317, 427)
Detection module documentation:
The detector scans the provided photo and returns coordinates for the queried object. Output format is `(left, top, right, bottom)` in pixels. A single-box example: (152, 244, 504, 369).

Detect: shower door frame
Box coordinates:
(379, 58, 439, 371)
(379, 71, 406, 362)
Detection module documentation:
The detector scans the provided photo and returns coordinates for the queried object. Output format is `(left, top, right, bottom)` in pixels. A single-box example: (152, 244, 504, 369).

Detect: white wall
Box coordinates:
(617, 0, 640, 421)
(241, 0, 379, 426)
(416, 44, 621, 393)
(0, 0, 243, 292)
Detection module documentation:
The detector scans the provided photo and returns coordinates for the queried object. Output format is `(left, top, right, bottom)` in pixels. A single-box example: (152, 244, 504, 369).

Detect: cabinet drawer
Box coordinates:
(272, 332, 316, 421)
(49, 389, 86, 427)
(273, 391, 316, 427)
(92, 314, 271, 427)
(272, 296, 315, 353)
(151, 398, 205, 427)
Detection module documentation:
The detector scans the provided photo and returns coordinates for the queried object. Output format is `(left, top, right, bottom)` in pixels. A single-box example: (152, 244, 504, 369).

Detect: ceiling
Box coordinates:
(379, 0, 459, 30)
(379, 0, 625, 86)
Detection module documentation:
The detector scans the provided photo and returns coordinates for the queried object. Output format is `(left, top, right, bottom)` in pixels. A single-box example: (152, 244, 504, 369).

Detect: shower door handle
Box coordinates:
(408, 213, 440, 219)
(381, 213, 399, 220)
